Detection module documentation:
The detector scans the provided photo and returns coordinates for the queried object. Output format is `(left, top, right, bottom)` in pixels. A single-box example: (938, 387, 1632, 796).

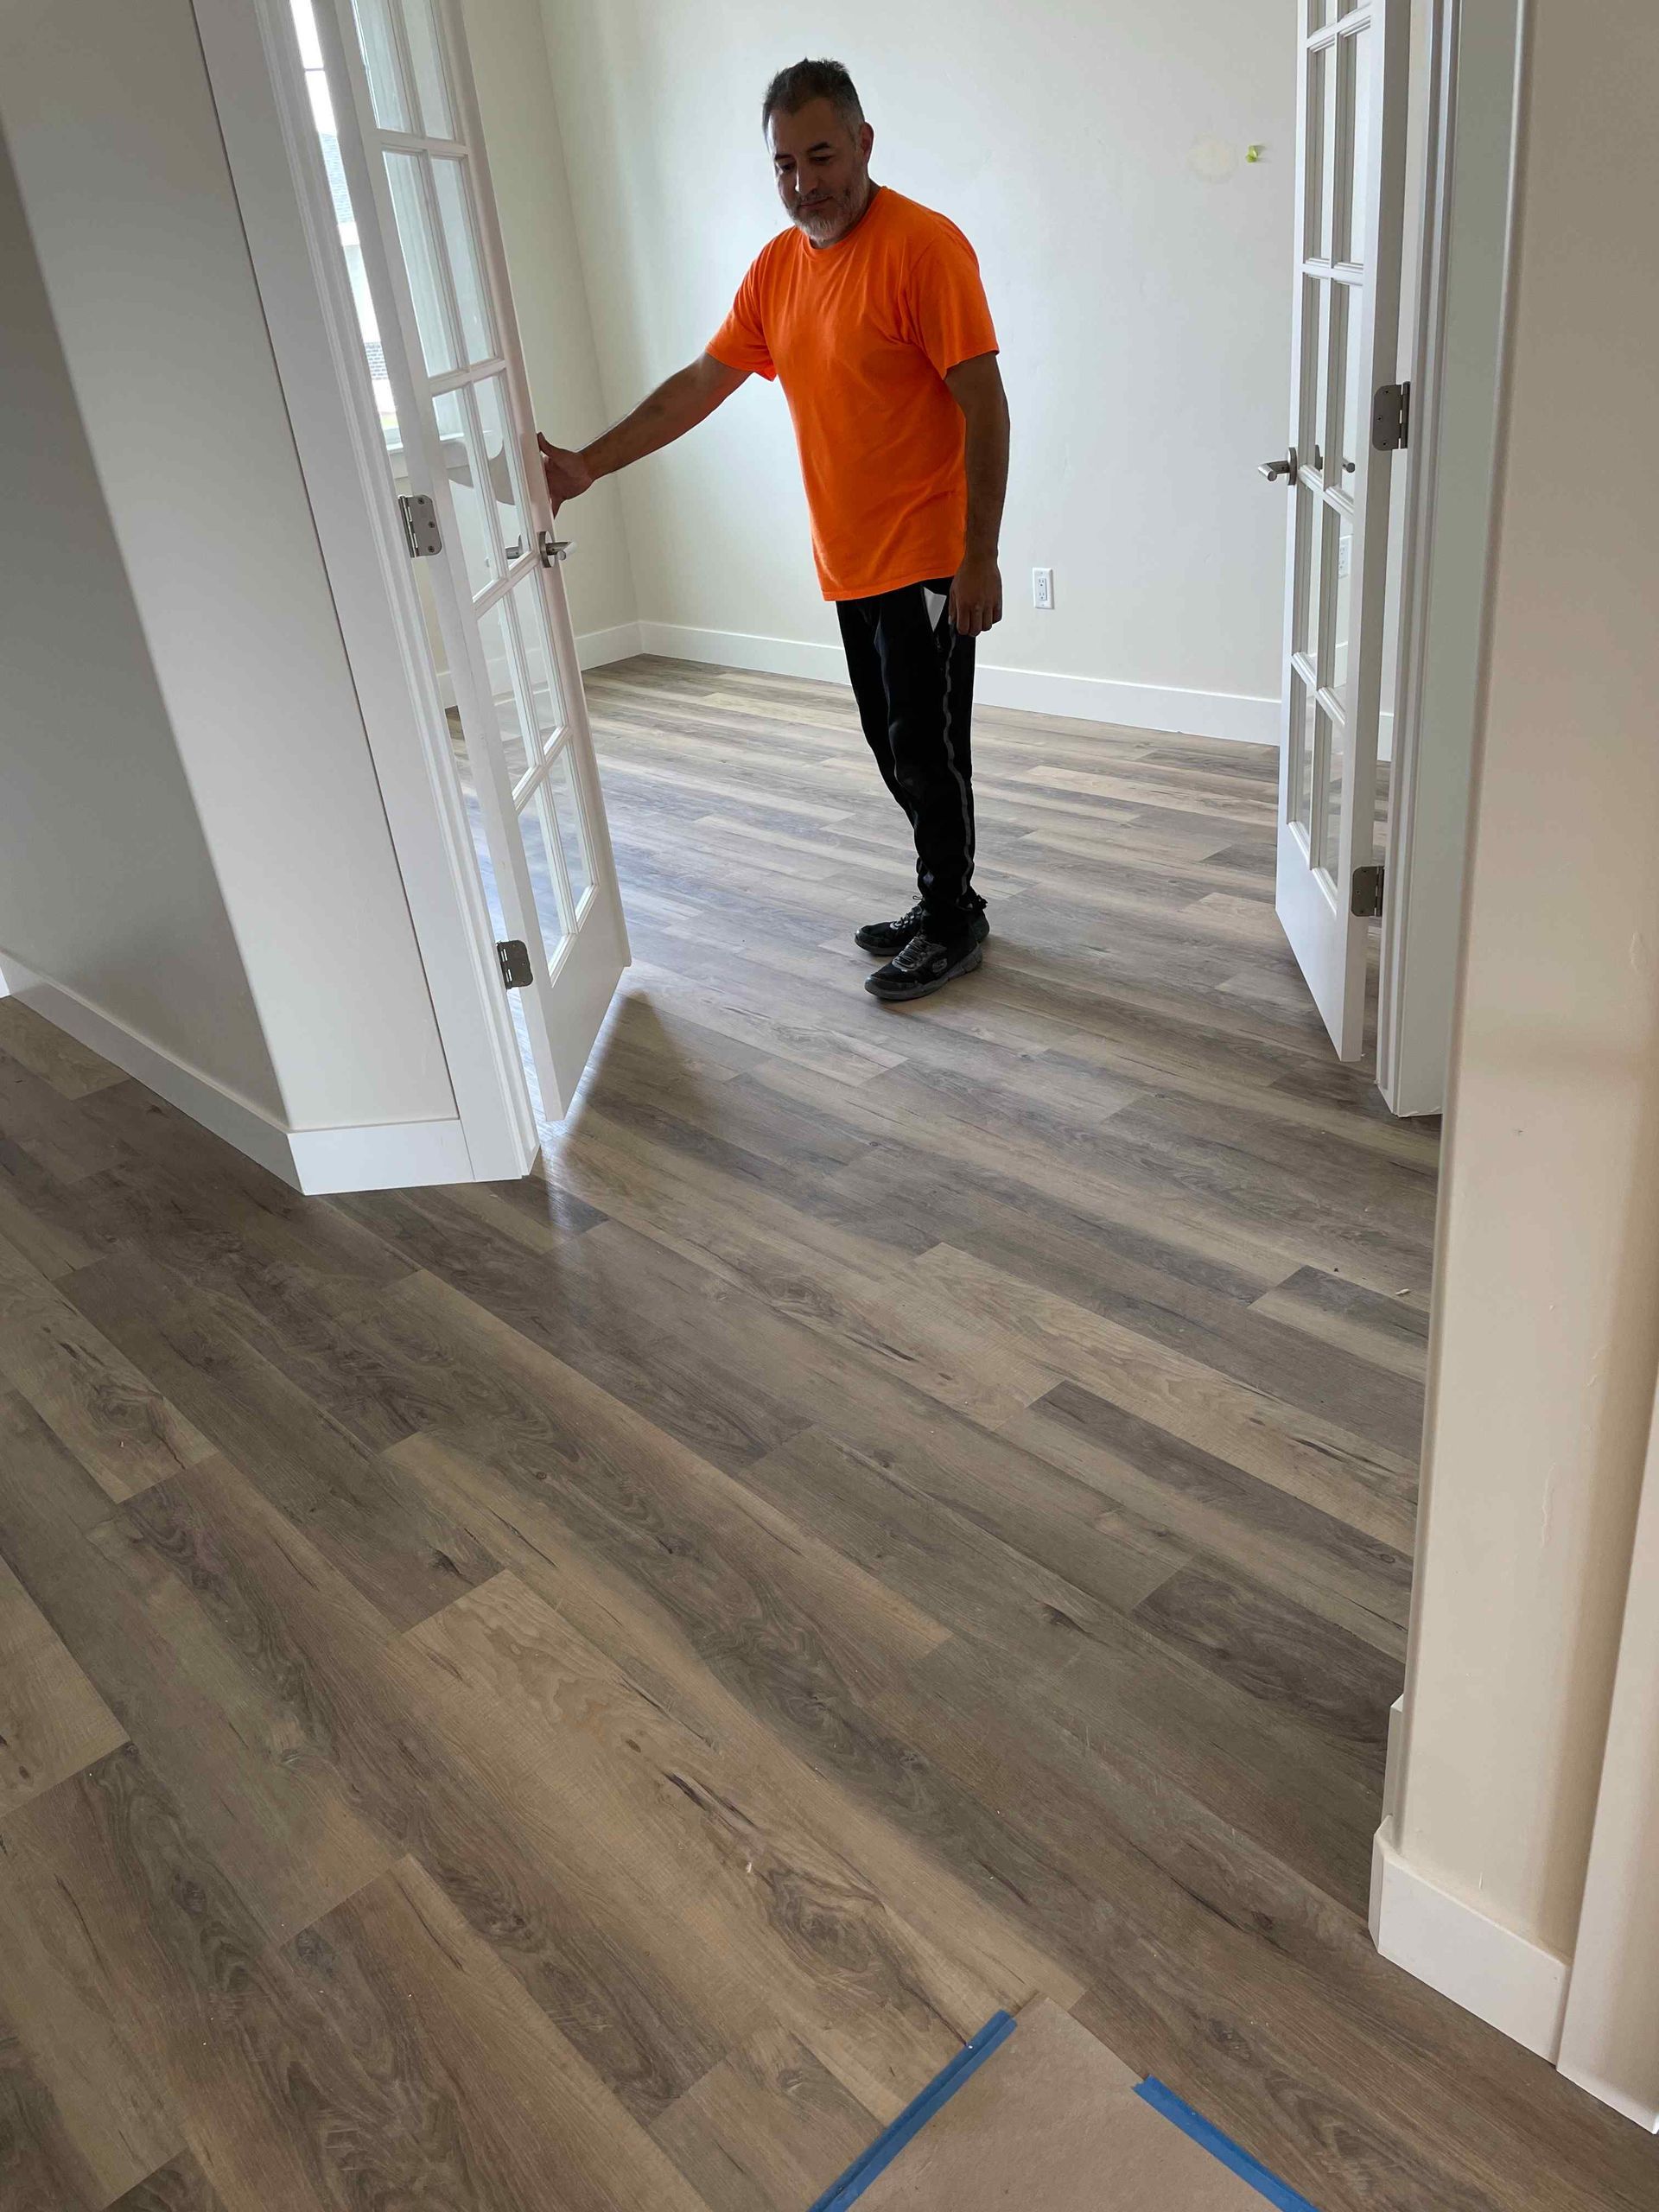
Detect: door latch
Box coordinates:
(496, 938, 533, 989)
(538, 530, 572, 565)
(1351, 864, 1386, 918)
(398, 493, 442, 556)
(1370, 384, 1410, 452)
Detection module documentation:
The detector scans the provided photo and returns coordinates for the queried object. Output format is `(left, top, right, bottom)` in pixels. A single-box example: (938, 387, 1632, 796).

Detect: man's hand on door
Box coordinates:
(537, 434, 594, 516)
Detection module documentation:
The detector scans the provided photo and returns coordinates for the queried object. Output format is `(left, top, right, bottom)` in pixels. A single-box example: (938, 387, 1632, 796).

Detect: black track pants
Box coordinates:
(836, 575, 981, 932)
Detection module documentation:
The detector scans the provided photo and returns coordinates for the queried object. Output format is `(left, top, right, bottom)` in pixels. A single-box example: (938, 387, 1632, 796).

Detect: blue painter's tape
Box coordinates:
(807, 2011, 1019, 2212)
(1135, 2078, 1325, 2212)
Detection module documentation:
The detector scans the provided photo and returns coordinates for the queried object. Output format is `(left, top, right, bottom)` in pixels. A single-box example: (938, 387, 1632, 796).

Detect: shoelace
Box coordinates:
(893, 933, 945, 973)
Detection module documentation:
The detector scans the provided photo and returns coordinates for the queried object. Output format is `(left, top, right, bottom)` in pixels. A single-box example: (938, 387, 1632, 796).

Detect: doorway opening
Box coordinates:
(228, 0, 1541, 2198)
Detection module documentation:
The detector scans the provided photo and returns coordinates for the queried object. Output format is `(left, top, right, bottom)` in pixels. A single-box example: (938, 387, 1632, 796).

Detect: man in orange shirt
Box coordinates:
(537, 58, 1010, 1003)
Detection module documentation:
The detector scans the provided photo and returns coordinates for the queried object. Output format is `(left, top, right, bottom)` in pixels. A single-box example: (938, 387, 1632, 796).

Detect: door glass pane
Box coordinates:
(431, 156, 493, 364)
(1306, 46, 1330, 258)
(476, 599, 531, 785)
(545, 750, 594, 909)
(475, 376, 526, 562)
(1290, 669, 1316, 838)
(385, 152, 454, 374)
(1332, 280, 1362, 492)
(292, 1, 402, 440)
(351, 0, 410, 130)
(444, 713, 508, 940)
(1300, 276, 1331, 477)
(512, 575, 564, 750)
(1332, 503, 1355, 697)
(1338, 27, 1371, 264)
(1317, 704, 1347, 880)
(399, 0, 453, 138)
(519, 795, 569, 963)
(1294, 486, 1325, 672)
(433, 390, 493, 594)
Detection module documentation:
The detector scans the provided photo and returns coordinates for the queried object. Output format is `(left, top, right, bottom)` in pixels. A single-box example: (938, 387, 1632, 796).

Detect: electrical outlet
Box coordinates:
(1033, 567, 1054, 611)
(1338, 535, 1351, 579)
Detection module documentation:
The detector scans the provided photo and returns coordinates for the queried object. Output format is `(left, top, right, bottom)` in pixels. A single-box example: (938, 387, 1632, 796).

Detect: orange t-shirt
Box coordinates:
(708, 188, 999, 602)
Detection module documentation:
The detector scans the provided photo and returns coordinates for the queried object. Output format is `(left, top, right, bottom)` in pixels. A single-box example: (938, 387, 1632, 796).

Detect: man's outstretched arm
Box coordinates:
(944, 352, 1009, 637)
(538, 353, 751, 512)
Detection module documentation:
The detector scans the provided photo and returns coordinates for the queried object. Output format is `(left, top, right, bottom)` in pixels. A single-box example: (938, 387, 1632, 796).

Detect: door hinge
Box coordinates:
(398, 493, 442, 557)
(1351, 863, 1386, 918)
(1370, 382, 1410, 452)
(538, 529, 571, 566)
(496, 938, 533, 989)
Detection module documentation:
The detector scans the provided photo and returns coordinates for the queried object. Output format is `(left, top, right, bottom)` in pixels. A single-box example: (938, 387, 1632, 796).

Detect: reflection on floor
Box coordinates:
(1, 660, 1652, 2212)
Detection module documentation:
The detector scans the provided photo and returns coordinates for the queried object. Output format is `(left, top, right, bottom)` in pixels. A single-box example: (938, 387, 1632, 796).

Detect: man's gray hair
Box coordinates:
(761, 58, 865, 135)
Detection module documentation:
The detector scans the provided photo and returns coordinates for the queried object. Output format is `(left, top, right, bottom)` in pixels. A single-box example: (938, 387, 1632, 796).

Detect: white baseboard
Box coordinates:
(635, 619, 1281, 748)
(1370, 1815, 1570, 2061)
(576, 620, 645, 671)
(1555, 2063, 1659, 2134)
(0, 959, 474, 1198)
(286, 1116, 473, 1194)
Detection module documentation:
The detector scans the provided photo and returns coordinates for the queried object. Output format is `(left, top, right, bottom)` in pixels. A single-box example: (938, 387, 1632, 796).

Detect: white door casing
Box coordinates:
(1272, 0, 1411, 1063)
(305, 0, 628, 1122)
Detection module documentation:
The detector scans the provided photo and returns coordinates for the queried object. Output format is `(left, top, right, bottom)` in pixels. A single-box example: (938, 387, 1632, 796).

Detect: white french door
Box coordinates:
(294, 0, 627, 1121)
(1270, 0, 1410, 1061)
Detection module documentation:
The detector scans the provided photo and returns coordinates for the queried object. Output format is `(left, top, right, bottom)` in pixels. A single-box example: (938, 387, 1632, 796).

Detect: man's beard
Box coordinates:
(794, 184, 865, 245)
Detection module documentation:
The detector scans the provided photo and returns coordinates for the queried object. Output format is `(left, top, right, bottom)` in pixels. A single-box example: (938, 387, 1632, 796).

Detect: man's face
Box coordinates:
(768, 97, 875, 246)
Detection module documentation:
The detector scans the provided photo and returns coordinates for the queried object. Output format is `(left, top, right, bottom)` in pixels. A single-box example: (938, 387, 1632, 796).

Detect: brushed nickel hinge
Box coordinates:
(398, 493, 442, 556)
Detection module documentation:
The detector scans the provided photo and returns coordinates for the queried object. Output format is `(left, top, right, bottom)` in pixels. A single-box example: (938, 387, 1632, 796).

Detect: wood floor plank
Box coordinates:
(652, 2021, 876, 2212)
(6, 663, 1649, 2212)
(1131, 1561, 1403, 1770)
(107, 2150, 229, 2211)
(0, 1778, 183, 2204)
(915, 1241, 1419, 1549)
(1006, 1379, 1413, 1656)
(385, 1431, 1088, 2020)
(0, 1990, 104, 2212)
(119, 1448, 741, 2126)
(1252, 1263, 1434, 1382)
(0, 1057, 129, 1185)
(290, 1855, 715, 2212)
(408, 1572, 1000, 2122)
(0, 1396, 391, 1945)
(0, 1548, 127, 1818)
(62, 1252, 501, 1631)
(0, 1239, 215, 1501)
(0, 1001, 125, 1099)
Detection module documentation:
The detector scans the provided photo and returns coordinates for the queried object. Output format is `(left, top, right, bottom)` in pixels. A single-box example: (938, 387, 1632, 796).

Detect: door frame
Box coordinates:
(1376, 0, 1519, 1119)
(193, 0, 541, 1183)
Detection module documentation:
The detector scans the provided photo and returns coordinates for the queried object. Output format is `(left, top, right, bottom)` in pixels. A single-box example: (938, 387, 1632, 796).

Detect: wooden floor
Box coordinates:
(1, 658, 1654, 2212)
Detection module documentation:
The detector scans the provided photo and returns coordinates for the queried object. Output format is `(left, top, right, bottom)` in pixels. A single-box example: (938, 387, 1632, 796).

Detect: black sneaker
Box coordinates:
(854, 901, 926, 956)
(855, 904, 989, 956)
(865, 924, 986, 1003)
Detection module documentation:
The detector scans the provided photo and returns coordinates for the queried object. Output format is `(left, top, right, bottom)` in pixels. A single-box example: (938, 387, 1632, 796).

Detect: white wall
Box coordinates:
(537, 0, 1294, 739)
(0, 0, 458, 1146)
(460, 0, 639, 652)
(0, 135, 283, 1122)
(1375, 0, 1659, 2098)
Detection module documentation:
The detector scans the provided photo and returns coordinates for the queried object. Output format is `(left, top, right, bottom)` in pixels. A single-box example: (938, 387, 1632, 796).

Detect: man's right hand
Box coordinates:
(537, 433, 594, 516)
